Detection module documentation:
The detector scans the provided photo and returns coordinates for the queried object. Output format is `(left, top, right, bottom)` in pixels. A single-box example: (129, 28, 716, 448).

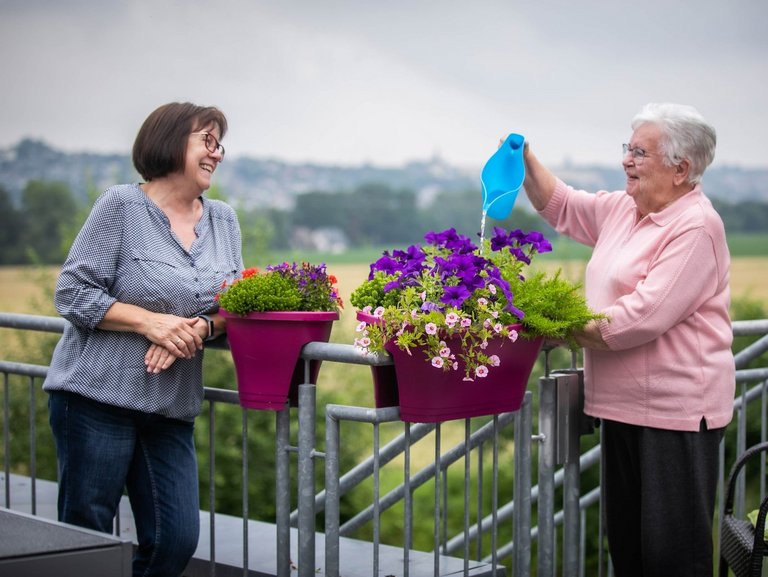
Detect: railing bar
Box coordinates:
(403, 423, 412, 577)
(297, 382, 317, 577)
(476, 440, 484, 562)
(209, 400, 216, 576)
(324, 409, 341, 577)
(3, 372, 10, 508)
(441, 466, 448, 553)
(339, 413, 517, 535)
(491, 415, 499, 576)
(373, 421, 381, 577)
(463, 419, 471, 576)
(513, 393, 533, 577)
(433, 422, 441, 577)
(736, 380, 748, 518)
(28, 375, 36, 515)
(296, 408, 434, 522)
(242, 408, 249, 577)
(276, 404, 291, 577)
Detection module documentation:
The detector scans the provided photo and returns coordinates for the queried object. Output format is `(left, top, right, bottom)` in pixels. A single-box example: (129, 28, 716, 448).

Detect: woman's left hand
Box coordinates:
(145, 343, 178, 373)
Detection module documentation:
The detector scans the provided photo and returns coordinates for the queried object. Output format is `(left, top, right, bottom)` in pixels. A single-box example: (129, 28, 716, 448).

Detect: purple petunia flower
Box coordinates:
(441, 284, 472, 308)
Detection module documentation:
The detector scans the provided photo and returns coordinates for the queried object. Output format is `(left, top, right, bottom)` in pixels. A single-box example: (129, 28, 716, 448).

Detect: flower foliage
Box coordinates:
(350, 227, 603, 380)
(218, 262, 343, 316)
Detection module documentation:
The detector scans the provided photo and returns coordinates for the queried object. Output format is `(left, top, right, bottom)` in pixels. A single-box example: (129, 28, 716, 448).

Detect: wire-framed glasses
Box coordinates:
(622, 143, 650, 165)
(193, 132, 225, 159)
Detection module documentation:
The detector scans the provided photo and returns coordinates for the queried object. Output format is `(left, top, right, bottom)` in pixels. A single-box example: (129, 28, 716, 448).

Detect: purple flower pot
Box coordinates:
(358, 312, 543, 423)
(221, 310, 339, 410)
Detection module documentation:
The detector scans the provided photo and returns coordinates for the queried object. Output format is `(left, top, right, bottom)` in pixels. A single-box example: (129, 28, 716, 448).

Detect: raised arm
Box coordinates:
(522, 142, 558, 211)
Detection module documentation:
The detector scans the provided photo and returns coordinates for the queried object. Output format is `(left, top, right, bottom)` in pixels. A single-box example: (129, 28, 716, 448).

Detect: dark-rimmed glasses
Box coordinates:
(622, 143, 650, 165)
(192, 132, 225, 159)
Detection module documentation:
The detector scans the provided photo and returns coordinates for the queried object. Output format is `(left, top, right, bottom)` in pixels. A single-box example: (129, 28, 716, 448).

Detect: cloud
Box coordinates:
(1, 0, 766, 168)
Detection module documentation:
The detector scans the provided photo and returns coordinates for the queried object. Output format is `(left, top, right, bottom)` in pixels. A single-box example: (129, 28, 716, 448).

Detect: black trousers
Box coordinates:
(602, 419, 724, 577)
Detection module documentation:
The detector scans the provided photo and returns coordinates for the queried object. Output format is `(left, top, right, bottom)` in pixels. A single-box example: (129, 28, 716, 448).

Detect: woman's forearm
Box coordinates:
(522, 144, 558, 211)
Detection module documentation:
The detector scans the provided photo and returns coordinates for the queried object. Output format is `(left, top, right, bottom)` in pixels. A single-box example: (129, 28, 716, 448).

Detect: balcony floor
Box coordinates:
(2, 474, 505, 577)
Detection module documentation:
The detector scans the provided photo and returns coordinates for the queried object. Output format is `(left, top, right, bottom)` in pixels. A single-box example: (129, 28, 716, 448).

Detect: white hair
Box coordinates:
(631, 103, 717, 184)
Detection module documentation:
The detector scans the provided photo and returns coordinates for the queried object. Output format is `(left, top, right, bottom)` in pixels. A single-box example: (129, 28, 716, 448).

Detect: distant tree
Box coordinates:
(20, 180, 80, 264)
(0, 185, 23, 264)
(344, 182, 421, 245)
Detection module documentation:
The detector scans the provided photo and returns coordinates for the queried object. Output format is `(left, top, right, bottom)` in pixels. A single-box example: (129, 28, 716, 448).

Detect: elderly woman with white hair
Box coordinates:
(521, 103, 734, 577)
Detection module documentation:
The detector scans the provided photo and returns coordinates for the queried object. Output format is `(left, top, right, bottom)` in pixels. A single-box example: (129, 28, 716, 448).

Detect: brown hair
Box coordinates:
(132, 102, 228, 181)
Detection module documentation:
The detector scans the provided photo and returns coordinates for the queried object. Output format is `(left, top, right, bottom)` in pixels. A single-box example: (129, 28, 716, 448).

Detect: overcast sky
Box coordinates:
(2, 0, 766, 171)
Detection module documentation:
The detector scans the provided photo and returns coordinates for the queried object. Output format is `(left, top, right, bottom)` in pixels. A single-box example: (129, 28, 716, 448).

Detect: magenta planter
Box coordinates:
(358, 312, 543, 423)
(221, 310, 339, 410)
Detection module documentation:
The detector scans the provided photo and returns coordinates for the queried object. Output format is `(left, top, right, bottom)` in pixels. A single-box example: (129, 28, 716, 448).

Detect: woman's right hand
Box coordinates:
(145, 343, 178, 373)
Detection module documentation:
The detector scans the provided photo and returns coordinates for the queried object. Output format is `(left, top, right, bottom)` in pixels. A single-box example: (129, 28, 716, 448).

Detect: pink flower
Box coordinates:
(508, 329, 519, 342)
(460, 317, 472, 328)
(494, 323, 503, 334)
(439, 347, 451, 358)
(425, 322, 438, 335)
(431, 357, 444, 368)
(356, 321, 368, 332)
(488, 354, 501, 367)
(445, 312, 459, 327)
(362, 305, 373, 314)
(480, 340, 489, 350)
(475, 365, 489, 378)
(478, 297, 488, 307)
(373, 306, 385, 317)
(358, 337, 371, 348)
(488, 284, 497, 295)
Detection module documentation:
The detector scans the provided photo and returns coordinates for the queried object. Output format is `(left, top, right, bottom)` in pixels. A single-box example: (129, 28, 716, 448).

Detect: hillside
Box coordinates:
(1, 138, 767, 209)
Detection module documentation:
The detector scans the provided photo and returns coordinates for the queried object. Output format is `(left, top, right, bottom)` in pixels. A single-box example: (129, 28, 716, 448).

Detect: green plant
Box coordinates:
(350, 227, 604, 380)
(217, 262, 343, 315)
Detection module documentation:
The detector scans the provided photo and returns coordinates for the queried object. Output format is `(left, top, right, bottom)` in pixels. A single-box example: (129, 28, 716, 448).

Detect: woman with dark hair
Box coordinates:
(44, 102, 242, 576)
(520, 103, 734, 577)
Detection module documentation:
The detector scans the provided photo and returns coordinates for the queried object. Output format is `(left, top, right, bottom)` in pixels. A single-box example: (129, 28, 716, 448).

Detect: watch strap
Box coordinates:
(197, 314, 215, 341)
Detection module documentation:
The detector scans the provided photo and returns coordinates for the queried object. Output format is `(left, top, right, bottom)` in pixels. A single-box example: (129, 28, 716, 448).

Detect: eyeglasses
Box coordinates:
(192, 132, 225, 159)
(622, 143, 650, 165)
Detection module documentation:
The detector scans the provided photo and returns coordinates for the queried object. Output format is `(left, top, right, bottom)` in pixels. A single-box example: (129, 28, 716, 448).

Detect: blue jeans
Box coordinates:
(48, 391, 200, 577)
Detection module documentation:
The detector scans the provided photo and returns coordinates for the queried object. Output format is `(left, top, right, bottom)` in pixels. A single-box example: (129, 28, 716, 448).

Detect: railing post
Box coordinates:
(538, 375, 557, 577)
(297, 377, 317, 577)
(275, 403, 292, 577)
(554, 371, 583, 577)
(514, 391, 534, 577)
(324, 409, 341, 577)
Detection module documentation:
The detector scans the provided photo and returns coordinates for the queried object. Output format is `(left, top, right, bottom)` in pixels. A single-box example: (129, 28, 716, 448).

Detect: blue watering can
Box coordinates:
(481, 133, 525, 220)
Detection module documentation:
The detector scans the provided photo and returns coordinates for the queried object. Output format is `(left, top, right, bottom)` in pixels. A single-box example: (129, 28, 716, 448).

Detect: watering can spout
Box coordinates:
(481, 133, 526, 220)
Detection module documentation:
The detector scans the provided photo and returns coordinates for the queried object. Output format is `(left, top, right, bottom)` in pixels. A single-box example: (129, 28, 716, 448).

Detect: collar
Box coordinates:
(646, 185, 704, 226)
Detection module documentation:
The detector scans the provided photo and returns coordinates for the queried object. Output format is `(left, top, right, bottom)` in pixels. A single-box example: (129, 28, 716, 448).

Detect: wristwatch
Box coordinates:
(196, 314, 215, 341)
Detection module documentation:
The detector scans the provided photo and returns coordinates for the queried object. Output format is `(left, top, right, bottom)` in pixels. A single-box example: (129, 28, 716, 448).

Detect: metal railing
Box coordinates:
(2, 312, 768, 576)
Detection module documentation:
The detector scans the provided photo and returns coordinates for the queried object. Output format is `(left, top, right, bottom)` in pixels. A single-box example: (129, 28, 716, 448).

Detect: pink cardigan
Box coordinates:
(540, 179, 735, 431)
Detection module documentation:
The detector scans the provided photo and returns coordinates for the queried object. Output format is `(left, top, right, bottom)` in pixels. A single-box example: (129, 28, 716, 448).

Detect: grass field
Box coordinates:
(2, 257, 766, 318)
